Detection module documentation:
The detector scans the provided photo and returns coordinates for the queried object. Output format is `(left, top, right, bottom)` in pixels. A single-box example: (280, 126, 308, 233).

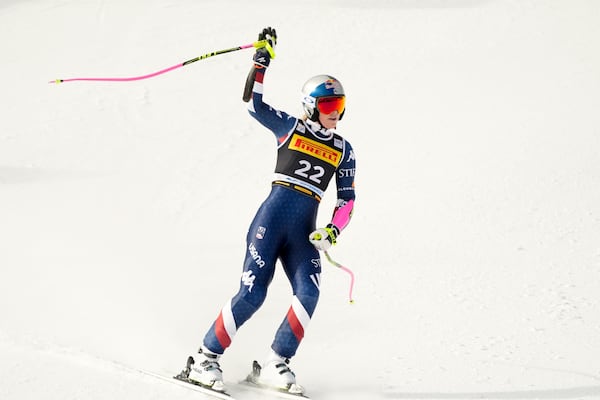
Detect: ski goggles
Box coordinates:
(317, 96, 345, 115)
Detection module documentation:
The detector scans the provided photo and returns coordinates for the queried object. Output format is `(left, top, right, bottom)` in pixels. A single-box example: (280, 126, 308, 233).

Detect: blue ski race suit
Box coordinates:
(202, 66, 356, 360)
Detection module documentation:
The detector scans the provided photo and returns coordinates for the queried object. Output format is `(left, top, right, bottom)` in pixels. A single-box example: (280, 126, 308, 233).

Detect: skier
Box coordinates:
(179, 27, 356, 395)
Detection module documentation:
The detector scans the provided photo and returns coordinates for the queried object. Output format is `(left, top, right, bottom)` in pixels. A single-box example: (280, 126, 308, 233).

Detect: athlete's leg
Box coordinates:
(270, 242, 321, 358)
(202, 197, 284, 354)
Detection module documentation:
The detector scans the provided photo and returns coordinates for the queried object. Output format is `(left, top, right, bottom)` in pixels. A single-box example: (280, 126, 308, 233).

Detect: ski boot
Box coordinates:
(246, 351, 304, 395)
(175, 348, 226, 392)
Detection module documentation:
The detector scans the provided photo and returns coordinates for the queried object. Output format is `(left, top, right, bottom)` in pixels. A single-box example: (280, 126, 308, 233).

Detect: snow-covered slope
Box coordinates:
(1, 1, 600, 399)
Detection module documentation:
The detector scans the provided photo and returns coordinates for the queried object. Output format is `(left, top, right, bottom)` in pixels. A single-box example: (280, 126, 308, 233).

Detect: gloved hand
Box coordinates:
(254, 27, 277, 68)
(309, 223, 340, 251)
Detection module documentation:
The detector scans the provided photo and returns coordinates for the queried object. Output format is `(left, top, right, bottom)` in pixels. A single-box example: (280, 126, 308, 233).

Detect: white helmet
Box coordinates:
(301, 75, 346, 121)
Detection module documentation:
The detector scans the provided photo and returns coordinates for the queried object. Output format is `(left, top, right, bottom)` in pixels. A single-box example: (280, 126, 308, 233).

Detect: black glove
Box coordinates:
(253, 27, 277, 68)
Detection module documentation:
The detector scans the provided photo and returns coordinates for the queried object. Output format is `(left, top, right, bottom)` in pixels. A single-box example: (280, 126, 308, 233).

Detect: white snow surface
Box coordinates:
(1, 0, 600, 399)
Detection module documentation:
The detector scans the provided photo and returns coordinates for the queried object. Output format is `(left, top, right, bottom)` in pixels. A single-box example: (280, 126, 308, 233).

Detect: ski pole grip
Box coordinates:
(253, 39, 275, 58)
(253, 40, 268, 49)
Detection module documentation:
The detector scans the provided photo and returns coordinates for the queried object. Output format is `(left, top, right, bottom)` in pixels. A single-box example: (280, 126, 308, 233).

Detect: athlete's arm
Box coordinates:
(247, 64, 296, 142)
(308, 139, 356, 250)
(331, 140, 356, 232)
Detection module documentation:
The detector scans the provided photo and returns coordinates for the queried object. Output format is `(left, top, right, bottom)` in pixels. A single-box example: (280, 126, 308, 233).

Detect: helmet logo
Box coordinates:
(303, 95, 316, 106)
(324, 79, 343, 95)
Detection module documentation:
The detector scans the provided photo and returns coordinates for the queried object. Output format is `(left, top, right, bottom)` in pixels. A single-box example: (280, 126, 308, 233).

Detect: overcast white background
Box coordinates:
(1, 1, 599, 399)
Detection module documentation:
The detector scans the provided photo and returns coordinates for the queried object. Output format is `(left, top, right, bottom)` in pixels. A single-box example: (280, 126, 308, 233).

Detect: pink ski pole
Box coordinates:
(49, 40, 270, 84)
(324, 250, 355, 304)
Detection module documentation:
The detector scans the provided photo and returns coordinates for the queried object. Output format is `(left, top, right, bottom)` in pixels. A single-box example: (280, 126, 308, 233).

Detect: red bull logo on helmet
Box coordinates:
(323, 79, 344, 95)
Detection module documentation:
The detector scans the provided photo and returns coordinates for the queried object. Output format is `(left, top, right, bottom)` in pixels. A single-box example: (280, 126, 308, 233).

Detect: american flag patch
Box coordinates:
(256, 226, 267, 239)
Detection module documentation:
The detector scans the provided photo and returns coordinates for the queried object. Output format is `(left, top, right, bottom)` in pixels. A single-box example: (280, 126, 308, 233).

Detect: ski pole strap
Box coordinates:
(50, 40, 268, 84)
(323, 250, 355, 304)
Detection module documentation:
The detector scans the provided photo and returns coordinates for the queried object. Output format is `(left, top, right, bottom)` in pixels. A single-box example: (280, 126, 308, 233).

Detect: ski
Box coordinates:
(174, 375, 233, 400)
(135, 358, 312, 400)
(239, 360, 310, 399)
(138, 368, 234, 400)
(239, 380, 310, 400)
